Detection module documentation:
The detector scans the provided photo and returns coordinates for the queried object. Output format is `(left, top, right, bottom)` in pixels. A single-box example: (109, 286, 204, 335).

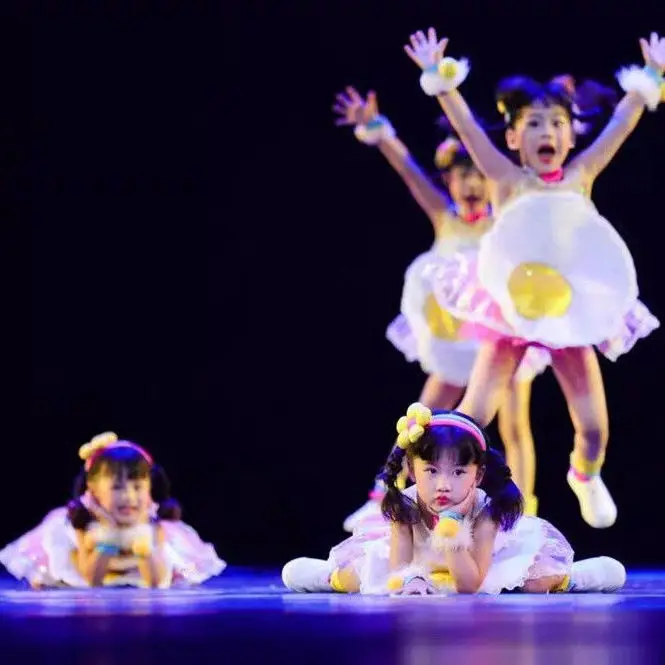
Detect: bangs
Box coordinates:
(530, 84, 573, 116)
(90, 447, 152, 480)
(412, 427, 484, 466)
(448, 153, 475, 172)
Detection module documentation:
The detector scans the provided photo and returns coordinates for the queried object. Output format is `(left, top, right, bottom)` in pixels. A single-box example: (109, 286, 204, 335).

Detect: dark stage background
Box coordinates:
(11, 3, 665, 569)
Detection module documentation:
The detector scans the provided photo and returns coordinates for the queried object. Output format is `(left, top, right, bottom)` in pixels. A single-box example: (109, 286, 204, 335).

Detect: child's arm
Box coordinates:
(439, 512, 498, 593)
(404, 29, 521, 184)
(132, 524, 171, 588)
(377, 135, 449, 223)
(334, 87, 449, 225)
(570, 35, 664, 181)
(389, 521, 414, 571)
(388, 521, 437, 595)
(74, 529, 114, 587)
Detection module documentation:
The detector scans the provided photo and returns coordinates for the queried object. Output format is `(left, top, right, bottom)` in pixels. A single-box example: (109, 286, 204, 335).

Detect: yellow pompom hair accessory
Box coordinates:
(434, 137, 461, 170)
(78, 432, 154, 471)
(395, 402, 432, 449)
(79, 432, 119, 462)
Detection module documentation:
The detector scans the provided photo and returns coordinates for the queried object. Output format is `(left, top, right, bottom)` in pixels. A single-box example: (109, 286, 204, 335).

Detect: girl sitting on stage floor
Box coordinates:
(0, 432, 225, 588)
(282, 404, 625, 595)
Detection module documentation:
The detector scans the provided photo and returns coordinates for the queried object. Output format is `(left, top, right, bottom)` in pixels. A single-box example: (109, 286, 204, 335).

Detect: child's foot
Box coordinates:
(281, 558, 335, 592)
(568, 557, 626, 592)
(567, 470, 617, 528)
(343, 483, 385, 533)
(343, 498, 383, 533)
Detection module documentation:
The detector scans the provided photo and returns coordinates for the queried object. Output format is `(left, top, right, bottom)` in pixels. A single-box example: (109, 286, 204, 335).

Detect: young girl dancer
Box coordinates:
(282, 404, 625, 595)
(333, 87, 549, 531)
(403, 28, 662, 529)
(0, 432, 226, 588)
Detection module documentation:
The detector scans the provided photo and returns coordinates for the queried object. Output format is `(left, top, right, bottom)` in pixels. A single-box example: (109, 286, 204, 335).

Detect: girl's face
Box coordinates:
(412, 450, 482, 515)
(444, 165, 489, 212)
(89, 467, 152, 526)
(506, 102, 574, 174)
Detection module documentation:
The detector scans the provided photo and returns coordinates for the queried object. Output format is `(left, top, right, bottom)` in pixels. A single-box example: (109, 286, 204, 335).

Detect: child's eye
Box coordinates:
(426, 468, 437, 475)
(453, 469, 466, 477)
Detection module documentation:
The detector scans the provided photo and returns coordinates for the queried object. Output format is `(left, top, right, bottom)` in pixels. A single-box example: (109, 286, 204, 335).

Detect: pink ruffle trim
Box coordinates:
(426, 254, 658, 360)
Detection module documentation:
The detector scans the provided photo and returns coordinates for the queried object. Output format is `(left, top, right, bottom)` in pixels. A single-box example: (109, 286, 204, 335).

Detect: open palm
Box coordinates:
(333, 86, 379, 127)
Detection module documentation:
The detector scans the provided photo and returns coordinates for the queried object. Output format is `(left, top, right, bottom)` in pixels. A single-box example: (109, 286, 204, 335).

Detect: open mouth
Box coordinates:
(117, 506, 137, 515)
(537, 145, 556, 162)
(464, 195, 480, 204)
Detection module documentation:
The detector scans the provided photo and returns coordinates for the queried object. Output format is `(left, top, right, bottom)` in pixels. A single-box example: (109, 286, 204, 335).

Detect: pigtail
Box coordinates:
(378, 447, 420, 524)
(481, 448, 523, 530)
(496, 76, 540, 127)
(573, 79, 618, 132)
(67, 471, 94, 530)
(552, 74, 618, 136)
(150, 465, 182, 521)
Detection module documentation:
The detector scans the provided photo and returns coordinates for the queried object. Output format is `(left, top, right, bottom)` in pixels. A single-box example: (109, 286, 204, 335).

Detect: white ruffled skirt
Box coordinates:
(0, 507, 226, 588)
(327, 512, 573, 595)
(387, 250, 552, 385)
(424, 192, 659, 354)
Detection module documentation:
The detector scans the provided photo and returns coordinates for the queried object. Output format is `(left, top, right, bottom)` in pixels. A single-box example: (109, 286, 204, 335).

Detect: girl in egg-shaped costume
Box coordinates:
(403, 29, 663, 528)
(332, 87, 549, 532)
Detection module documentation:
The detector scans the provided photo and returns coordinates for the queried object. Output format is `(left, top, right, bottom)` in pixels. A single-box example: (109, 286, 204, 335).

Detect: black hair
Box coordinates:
(67, 445, 182, 530)
(496, 74, 618, 134)
(378, 411, 523, 531)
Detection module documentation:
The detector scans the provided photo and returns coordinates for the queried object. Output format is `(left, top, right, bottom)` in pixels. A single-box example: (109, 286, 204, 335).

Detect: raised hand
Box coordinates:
(404, 28, 448, 71)
(333, 86, 379, 127)
(639, 32, 665, 73)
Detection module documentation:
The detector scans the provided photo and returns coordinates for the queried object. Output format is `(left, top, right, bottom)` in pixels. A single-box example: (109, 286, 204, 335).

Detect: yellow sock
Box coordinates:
(329, 568, 352, 593)
(551, 575, 571, 593)
(524, 495, 538, 516)
(570, 451, 605, 478)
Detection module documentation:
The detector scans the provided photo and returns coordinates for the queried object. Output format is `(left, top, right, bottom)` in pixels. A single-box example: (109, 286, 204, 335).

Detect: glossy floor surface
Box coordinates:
(1, 568, 664, 664)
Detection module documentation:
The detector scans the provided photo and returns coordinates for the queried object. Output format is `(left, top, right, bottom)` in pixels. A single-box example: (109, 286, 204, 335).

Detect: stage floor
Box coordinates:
(1, 568, 665, 664)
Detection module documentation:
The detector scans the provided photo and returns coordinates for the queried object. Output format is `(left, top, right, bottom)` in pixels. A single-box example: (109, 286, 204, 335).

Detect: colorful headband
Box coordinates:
(79, 431, 154, 472)
(395, 403, 487, 451)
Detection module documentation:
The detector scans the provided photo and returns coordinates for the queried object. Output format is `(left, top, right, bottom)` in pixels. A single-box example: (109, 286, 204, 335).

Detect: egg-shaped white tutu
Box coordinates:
(386, 250, 479, 386)
(387, 250, 552, 385)
(425, 192, 658, 355)
(0, 507, 226, 588)
(478, 191, 638, 347)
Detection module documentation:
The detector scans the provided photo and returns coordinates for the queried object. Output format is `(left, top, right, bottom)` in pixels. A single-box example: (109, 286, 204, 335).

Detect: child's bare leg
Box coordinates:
(419, 375, 465, 411)
(551, 346, 616, 528)
(497, 377, 537, 514)
(456, 340, 527, 426)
